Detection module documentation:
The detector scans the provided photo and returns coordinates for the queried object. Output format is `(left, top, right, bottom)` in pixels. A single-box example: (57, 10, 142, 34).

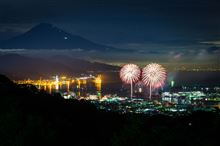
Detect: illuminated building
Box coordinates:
(55, 75, 59, 90)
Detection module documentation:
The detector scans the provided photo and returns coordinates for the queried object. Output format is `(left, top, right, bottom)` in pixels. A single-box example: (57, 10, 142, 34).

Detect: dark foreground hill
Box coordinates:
(0, 75, 219, 146)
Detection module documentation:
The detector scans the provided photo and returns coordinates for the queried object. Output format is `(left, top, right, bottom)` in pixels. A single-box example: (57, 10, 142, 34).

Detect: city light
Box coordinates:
(13, 73, 220, 114)
(55, 75, 59, 90)
(14, 74, 102, 96)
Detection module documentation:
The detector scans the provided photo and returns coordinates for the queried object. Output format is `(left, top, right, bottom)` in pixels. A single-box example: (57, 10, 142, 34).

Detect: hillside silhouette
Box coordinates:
(0, 54, 119, 79)
(0, 74, 219, 146)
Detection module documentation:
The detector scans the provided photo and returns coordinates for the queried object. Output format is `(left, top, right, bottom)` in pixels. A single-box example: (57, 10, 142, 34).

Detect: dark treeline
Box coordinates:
(0, 74, 219, 146)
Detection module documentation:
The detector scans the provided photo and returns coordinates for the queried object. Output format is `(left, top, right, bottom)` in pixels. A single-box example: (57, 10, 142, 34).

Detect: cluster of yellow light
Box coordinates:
(61, 76, 67, 80)
(14, 74, 102, 93)
(17, 79, 68, 85)
(94, 75, 102, 84)
(15, 78, 72, 93)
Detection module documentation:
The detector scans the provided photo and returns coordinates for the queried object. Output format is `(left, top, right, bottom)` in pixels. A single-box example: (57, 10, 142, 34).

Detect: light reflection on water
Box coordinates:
(40, 80, 102, 97)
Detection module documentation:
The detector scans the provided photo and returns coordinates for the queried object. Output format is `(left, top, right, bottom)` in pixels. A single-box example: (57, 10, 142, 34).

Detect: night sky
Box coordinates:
(0, 0, 220, 64)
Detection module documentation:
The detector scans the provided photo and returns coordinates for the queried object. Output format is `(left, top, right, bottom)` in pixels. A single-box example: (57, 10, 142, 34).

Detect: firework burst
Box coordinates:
(120, 64, 141, 84)
(142, 63, 166, 88)
(142, 63, 166, 99)
(120, 64, 141, 98)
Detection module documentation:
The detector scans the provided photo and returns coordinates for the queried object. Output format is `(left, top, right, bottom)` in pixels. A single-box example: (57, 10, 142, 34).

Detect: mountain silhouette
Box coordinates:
(0, 23, 124, 52)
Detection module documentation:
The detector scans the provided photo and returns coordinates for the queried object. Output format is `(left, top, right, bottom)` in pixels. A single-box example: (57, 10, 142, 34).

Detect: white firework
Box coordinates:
(120, 64, 141, 84)
(120, 64, 141, 98)
(142, 63, 166, 99)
